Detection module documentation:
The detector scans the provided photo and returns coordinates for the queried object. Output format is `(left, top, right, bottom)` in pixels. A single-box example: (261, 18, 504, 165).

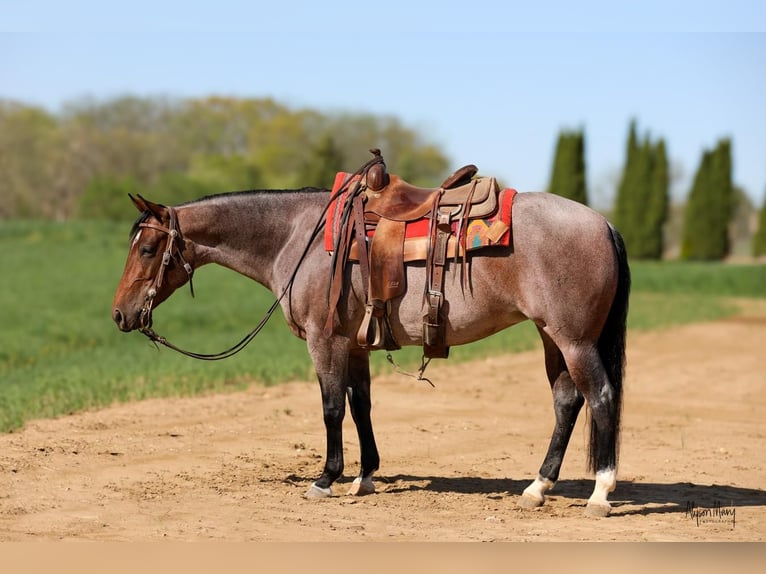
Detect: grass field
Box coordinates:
(1, 219, 764, 432)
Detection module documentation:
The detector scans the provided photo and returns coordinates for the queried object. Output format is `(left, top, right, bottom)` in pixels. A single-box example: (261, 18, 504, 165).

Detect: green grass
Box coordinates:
(630, 260, 766, 298)
(1, 220, 763, 432)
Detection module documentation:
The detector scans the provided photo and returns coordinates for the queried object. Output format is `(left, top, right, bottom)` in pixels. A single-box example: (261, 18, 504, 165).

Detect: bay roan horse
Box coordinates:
(112, 185, 630, 517)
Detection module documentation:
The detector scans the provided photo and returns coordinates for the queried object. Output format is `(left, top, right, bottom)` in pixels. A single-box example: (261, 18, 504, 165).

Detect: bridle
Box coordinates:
(134, 202, 286, 361)
(131, 193, 319, 361)
(130, 153, 385, 361)
(137, 205, 195, 333)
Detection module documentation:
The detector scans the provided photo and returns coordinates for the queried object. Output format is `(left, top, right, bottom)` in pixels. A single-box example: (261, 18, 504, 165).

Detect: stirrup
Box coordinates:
(357, 303, 385, 349)
(356, 301, 400, 351)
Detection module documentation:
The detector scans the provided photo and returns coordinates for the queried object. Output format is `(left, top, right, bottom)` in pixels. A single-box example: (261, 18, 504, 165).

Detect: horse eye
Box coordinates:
(140, 245, 157, 257)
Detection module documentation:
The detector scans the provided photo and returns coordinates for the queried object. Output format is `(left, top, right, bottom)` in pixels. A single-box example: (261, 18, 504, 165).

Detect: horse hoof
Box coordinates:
(305, 483, 333, 499)
(585, 502, 611, 518)
(517, 493, 544, 510)
(347, 476, 375, 496)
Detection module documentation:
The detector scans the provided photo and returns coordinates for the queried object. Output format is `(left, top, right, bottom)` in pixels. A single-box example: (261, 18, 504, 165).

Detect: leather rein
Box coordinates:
(135, 154, 384, 361)
(136, 204, 288, 361)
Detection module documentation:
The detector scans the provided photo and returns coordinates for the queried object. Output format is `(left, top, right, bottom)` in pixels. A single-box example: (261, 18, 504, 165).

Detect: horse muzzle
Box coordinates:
(112, 306, 133, 332)
(112, 303, 152, 332)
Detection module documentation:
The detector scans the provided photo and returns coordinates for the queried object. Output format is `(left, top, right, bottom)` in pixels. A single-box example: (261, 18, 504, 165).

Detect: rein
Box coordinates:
(136, 153, 385, 361)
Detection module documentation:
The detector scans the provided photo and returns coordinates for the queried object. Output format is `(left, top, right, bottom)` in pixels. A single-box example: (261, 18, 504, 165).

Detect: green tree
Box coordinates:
(633, 139, 669, 259)
(0, 95, 451, 219)
(297, 134, 346, 188)
(0, 101, 65, 218)
(324, 113, 449, 186)
(680, 139, 736, 260)
(77, 172, 221, 220)
(613, 120, 640, 247)
(754, 196, 766, 257)
(612, 120, 670, 260)
(187, 154, 263, 192)
(77, 175, 142, 221)
(548, 129, 588, 205)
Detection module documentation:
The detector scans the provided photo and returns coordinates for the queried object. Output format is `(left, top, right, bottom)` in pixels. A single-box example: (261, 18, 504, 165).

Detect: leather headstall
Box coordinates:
(137, 205, 195, 331)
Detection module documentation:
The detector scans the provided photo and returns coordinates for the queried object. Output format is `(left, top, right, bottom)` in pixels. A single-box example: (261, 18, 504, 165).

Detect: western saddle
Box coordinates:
(324, 149, 506, 361)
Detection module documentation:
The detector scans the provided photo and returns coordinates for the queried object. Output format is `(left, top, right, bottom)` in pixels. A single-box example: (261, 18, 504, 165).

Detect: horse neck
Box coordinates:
(177, 190, 326, 292)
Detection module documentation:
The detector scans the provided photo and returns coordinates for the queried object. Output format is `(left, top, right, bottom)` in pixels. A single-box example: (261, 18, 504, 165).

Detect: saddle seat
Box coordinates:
(324, 151, 511, 362)
(363, 162, 480, 222)
(364, 171, 499, 225)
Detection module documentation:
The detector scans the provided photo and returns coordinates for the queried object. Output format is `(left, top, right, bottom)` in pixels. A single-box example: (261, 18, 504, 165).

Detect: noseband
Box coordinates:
(137, 206, 194, 332)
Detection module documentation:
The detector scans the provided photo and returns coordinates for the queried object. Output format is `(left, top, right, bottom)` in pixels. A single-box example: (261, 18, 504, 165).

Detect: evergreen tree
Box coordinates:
(613, 120, 640, 251)
(629, 138, 653, 256)
(613, 120, 670, 259)
(681, 151, 717, 259)
(635, 138, 669, 259)
(754, 197, 766, 257)
(548, 129, 588, 205)
(681, 139, 735, 260)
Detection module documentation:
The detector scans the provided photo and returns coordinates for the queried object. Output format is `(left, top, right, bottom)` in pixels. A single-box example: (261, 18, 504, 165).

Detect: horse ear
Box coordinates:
(131, 194, 167, 219)
(129, 193, 147, 213)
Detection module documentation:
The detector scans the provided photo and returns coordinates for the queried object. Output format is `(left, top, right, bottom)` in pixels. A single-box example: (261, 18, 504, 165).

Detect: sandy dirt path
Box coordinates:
(1, 306, 764, 541)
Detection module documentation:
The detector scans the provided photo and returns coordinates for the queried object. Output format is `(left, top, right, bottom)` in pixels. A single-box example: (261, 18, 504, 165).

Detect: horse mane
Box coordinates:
(128, 187, 328, 240)
(180, 187, 327, 207)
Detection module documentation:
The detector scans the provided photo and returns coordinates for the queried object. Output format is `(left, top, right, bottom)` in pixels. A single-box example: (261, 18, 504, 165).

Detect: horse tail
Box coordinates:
(588, 222, 631, 473)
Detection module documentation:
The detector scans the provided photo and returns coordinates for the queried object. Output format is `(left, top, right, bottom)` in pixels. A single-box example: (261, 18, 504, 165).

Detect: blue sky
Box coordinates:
(3, 1, 765, 208)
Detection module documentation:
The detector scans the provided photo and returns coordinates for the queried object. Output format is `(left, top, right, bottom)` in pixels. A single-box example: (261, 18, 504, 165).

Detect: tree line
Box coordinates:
(1, 95, 765, 259)
(548, 121, 766, 260)
(0, 96, 448, 221)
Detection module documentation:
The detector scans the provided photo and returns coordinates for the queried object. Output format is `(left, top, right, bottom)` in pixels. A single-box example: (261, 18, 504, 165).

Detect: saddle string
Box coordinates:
(138, 153, 385, 361)
(385, 353, 434, 388)
(455, 179, 478, 293)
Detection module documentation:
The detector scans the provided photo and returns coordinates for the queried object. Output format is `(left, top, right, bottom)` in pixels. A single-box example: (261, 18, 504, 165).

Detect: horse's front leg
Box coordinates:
(345, 349, 379, 496)
(305, 335, 349, 499)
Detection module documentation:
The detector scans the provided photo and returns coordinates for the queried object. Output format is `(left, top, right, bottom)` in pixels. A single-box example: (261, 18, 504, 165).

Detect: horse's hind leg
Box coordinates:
(345, 350, 379, 496)
(560, 342, 620, 517)
(519, 328, 585, 509)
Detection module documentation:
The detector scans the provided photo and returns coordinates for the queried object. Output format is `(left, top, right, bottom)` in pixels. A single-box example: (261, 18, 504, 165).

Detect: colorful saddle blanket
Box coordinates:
(324, 171, 516, 260)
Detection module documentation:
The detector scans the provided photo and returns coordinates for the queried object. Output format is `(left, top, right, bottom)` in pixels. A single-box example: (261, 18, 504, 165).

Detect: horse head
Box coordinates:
(112, 194, 195, 332)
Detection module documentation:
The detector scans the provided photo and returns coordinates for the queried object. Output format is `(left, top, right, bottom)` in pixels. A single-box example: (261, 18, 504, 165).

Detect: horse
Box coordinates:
(111, 183, 630, 518)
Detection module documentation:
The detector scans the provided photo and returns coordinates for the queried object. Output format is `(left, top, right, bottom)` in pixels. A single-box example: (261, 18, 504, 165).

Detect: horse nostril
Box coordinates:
(113, 308, 123, 325)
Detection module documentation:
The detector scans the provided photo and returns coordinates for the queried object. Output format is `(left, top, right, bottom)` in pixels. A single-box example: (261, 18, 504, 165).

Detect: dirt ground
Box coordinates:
(1, 302, 764, 542)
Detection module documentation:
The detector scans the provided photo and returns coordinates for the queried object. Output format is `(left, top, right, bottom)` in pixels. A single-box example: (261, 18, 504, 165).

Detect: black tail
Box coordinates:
(588, 223, 631, 472)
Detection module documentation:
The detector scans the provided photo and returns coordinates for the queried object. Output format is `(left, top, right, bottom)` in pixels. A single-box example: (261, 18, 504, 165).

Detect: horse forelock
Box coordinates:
(129, 211, 153, 241)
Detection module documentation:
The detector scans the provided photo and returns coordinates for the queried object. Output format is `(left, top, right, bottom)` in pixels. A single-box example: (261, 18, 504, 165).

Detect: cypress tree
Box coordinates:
(571, 131, 588, 205)
(613, 120, 669, 259)
(548, 133, 565, 197)
(681, 150, 713, 259)
(711, 139, 735, 257)
(681, 139, 735, 260)
(640, 139, 670, 259)
(629, 138, 653, 257)
(548, 129, 588, 205)
(613, 120, 640, 250)
(754, 197, 766, 257)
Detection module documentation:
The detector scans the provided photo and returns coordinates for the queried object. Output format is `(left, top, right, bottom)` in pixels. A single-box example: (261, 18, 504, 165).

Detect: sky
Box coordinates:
(2, 1, 766, 208)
